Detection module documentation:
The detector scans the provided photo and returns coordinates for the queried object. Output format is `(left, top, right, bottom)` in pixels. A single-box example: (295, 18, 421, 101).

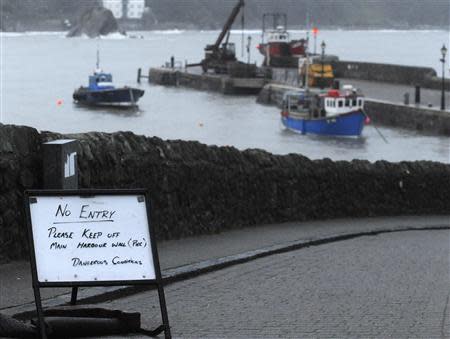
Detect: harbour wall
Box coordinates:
(365, 100, 450, 135)
(149, 68, 267, 95)
(150, 67, 450, 136)
(333, 61, 450, 89)
(150, 61, 449, 94)
(271, 61, 450, 90)
(1, 123, 450, 262)
(257, 83, 450, 136)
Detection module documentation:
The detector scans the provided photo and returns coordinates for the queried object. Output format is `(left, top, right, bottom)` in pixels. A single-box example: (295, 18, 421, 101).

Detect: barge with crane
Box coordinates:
(146, 0, 269, 95)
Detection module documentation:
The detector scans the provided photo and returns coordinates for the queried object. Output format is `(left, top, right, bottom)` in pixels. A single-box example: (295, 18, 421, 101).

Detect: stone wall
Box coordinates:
(332, 61, 439, 86)
(149, 68, 227, 93)
(1, 124, 450, 262)
(257, 83, 295, 107)
(0, 125, 42, 262)
(149, 68, 266, 95)
(149, 68, 179, 86)
(365, 100, 450, 135)
(271, 68, 303, 87)
(334, 61, 450, 90)
(271, 62, 450, 90)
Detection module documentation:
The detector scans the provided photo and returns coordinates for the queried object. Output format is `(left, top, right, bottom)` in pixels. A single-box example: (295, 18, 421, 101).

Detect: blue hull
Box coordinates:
(73, 87, 144, 107)
(281, 110, 366, 136)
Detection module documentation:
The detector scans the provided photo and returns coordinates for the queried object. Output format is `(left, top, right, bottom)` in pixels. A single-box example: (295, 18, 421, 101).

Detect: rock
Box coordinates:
(0, 313, 36, 338)
(66, 7, 122, 38)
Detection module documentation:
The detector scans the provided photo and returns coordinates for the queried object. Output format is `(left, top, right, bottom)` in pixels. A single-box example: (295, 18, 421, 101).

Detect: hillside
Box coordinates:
(1, 0, 448, 31)
(147, 0, 450, 29)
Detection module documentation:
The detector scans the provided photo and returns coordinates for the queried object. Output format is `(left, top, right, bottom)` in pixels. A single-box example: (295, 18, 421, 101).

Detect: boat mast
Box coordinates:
(304, 8, 310, 92)
(96, 41, 100, 70)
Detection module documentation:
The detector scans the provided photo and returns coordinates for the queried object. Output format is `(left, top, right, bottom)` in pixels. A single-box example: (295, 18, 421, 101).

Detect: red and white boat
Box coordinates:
(257, 13, 307, 67)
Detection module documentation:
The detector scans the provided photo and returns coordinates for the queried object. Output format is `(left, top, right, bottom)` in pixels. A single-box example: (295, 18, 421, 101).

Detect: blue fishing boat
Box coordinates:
(280, 86, 367, 137)
(73, 50, 144, 108)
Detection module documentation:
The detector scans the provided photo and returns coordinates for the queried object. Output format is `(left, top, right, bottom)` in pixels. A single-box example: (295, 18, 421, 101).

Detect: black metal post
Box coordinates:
(247, 36, 251, 64)
(137, 68, 142, 83)
(441, 60, 445, 110)
(321, 54, 324, 89)
(70, 288, 78, 306)
(404, 92, 409, 105)
(320, 41, 326, 89)
(333, 79, 340, 90)
(314, 33, 317, 55)
(42, 140, 79, 305)
(440, 44, 447, 110)
(415, 85, 421, 105)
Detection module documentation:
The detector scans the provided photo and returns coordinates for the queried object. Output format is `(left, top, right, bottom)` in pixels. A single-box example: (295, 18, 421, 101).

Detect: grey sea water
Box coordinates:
(1, 30, 449, 162)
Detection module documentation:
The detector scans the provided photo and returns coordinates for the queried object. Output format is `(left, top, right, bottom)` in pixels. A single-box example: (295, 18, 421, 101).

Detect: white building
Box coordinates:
(103, 0, 123, 19)
(127, 0, 145, 19)
(102, 0, 145, 19)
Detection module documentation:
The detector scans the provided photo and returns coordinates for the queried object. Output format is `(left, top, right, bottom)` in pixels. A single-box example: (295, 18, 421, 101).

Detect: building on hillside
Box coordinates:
(102, 0, 145, 19)
(127, 0, 145, 19)
(102, 0, 123, 19)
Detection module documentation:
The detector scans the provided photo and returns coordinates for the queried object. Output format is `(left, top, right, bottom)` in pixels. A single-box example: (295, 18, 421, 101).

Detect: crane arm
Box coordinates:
(212, 0, 244, 50)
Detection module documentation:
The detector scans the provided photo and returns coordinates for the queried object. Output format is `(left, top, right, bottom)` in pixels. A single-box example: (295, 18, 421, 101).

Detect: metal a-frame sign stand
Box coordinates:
(24, 189, 172, 339)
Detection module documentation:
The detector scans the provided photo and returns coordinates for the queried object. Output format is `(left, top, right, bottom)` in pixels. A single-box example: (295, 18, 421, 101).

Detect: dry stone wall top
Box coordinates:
(1, 124, 449, 262)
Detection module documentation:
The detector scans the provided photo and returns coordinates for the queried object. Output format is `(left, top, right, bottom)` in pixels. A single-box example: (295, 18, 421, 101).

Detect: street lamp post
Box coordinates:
(440, 44, 447, 110)
(320, 41, 326, 89)
(247, 36, 252, 64)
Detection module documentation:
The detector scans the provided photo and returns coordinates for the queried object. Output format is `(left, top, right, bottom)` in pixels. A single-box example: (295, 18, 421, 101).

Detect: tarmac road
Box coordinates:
(1, 216, 448, 314)
(1, 216, 450, 338)
(95, 229, 450, 338)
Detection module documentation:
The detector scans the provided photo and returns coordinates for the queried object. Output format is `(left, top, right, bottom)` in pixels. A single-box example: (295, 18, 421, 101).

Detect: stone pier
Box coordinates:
(149, 67, 267, 95)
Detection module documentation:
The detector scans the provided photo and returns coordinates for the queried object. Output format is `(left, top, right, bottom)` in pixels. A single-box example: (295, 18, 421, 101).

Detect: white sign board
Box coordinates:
(28, 194, 156, 283)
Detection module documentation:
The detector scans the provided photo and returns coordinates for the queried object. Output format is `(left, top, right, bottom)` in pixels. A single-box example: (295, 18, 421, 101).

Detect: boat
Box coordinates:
(280, 85, 367, 137)
(257, 26, 307, 59)
(257, 13, 307, 67)
(73, 51, 144, 108)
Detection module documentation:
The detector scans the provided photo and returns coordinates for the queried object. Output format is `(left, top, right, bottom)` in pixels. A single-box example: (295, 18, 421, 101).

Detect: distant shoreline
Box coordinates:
(1, 28, 449, 35)
(1, 20, 449, 34)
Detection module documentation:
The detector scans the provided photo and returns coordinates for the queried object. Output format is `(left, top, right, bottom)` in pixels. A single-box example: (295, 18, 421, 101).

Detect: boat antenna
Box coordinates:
(306, 4, 310, 31)
(304, 8, 310, 91)
(96, 40, 100, 70)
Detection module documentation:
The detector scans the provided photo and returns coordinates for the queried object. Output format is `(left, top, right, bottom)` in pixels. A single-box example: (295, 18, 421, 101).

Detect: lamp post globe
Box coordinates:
(441, 44, 447, 58)
(441, 44, 447, 110)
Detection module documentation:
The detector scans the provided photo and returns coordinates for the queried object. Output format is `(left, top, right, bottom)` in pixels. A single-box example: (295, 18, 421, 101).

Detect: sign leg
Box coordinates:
(33, 286, 47, 339)
(70, 287, 78, 305)
(157, 283, 172, 339)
